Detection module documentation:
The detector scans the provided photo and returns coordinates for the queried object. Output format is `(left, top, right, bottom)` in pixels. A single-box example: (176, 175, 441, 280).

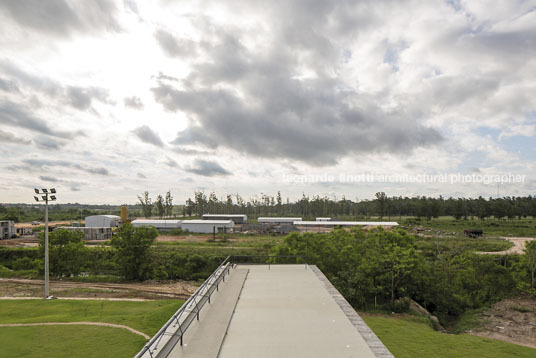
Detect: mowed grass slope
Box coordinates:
(362, 314, 536, 358)
(0, 299, 183, 336)
(0, 325, 146, 358)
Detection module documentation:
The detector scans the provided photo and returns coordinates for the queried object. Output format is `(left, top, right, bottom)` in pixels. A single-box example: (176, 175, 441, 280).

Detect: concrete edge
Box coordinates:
(310, 265, 395, 358)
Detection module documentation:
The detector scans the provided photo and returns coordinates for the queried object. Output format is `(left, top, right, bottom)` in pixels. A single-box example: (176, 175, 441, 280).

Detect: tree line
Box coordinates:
(184, 191, 536, 220)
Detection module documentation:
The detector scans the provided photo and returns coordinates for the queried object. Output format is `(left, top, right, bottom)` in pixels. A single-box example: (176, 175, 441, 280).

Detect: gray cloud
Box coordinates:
(163, 156, 178, 168)
(154, 29, 197, 58)
(0, 61, 112, 112)
(0, 129, 31, 144)
(34, 136, 66, 150)
(132, 125, 164, 147)
(22, 159, 110, 176)
(0, 0, 120, 38)
(137, 172, 147, 179)
(185, 159, 231, 177)
(154, 81, 443, 165)
(39, 175, 62, 182)
(124, 96, 144, 109)
(0, 100, 82, 139)
(0, 77, 19, 92)
(66, 86, 111, 111)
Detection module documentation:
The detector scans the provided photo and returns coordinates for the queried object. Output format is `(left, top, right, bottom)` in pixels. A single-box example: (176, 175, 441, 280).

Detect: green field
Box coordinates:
(404, 216, 536, 237)
(0, 299, 183, 336)
(0, 299, 183, 358)
(362, 314, 536, 357)
(0, 325, 146, 358)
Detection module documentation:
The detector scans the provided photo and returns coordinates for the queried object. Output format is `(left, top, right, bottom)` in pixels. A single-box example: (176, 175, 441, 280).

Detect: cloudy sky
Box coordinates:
(1, 0, 535, 204)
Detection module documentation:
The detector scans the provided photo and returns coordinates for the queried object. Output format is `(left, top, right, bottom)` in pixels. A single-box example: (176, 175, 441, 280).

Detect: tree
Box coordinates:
(525, 240, 536, 289)
(39, 229, 87, 277)
(155, 195, 164, 219)
(111, 224, 158, 281)
(375, 192, 387, 219)
(138, 191, 152, 218)
(165, 191, 173, 217)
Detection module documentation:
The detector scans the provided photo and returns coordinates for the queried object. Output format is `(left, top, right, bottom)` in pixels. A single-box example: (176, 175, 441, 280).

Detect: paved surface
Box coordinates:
(169, 268, 248, 358)
(218, 265, 378, 358)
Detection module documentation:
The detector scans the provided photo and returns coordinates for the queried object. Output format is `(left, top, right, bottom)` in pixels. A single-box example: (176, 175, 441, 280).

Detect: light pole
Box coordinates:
(34, 188, 57, 299)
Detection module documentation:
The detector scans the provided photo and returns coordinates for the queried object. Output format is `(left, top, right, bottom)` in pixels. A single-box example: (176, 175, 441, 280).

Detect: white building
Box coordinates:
(258, 217, 302, 224)
(61, 227, 113, 240)
(181, 220, 234, 234)
(202, 214, 247, 224)
(294, 221, 399, 227)
(131, 220, 182, 230)
(0, 220, 16, 239)
(85, 215, 121, 228)
(316, 217, 331, 221)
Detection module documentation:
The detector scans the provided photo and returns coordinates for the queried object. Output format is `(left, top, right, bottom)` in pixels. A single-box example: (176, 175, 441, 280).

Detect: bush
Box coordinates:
(12, 257, 40, 271)
(390, 297, 411, 313)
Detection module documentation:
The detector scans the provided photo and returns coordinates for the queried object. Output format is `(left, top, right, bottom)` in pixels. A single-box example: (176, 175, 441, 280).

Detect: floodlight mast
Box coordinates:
(34, 188, 56, 298)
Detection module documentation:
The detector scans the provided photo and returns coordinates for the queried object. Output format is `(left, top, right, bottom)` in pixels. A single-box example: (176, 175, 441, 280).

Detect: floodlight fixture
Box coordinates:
(42, 195, 47, 201)
(34, 196, 39, 202)
(34, 188, 39, 194)
(42, 188, 48, 193)
(50, 188, 56, 194)
(50, 195, 56, 201)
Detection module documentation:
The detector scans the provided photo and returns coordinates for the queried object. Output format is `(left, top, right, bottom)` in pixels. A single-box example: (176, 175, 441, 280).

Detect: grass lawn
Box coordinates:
(0, 299, 183, 336)
(0, 325, 146, 358)
(362, 314, 536, 357)
(405, 217, 536, 237)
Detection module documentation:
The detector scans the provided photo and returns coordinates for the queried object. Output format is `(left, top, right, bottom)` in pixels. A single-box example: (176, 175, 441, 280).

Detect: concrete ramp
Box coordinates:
(168, 268, 248, 358)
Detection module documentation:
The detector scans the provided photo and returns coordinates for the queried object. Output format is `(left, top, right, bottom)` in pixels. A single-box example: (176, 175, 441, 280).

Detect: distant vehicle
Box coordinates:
(464, 229, 483, 238)
(31, 221, 41, 225)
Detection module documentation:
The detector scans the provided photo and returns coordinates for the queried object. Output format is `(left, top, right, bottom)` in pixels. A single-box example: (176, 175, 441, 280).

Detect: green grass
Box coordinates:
(405, 217, 536, 237)
(362, 314, 536, 357)
(0, 299, 183, 336)
(415, 236, 514, 253)
(0, 325, 146, 358)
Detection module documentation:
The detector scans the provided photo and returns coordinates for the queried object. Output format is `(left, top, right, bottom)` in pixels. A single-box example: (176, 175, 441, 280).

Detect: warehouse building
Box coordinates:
(294, 221, 399, 227)
(258, 217, 302, 224)
(0, 220, 16, 239)
(85, 215, 121, 228)
(202, 214, 247, 224)
(131, 220, 182, 230)
(61, 227, 113, 241)
(181, 220, 234, 234)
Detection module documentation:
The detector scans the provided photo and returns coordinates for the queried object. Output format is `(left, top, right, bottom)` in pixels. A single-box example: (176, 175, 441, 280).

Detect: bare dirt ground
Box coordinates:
(15, 221, 78, 229)
(0, 322, 150, 339)
(0, 236, 39, 247)
(479, 237, 536, 255)
(0, 278, 197, 300)
(469, 295, 536, 349)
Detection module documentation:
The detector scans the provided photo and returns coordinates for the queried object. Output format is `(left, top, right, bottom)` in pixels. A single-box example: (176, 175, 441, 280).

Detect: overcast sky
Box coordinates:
(1, 0, 535, 205)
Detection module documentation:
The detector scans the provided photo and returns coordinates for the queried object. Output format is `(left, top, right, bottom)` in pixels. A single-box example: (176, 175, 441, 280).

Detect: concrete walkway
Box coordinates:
(218, 265, 378, 358)
(169, 268, 249, 358)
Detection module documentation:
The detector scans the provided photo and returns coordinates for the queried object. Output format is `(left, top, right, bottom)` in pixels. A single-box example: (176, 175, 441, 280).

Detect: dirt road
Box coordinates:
(479, 237, 535, 255)
(0, 278, 197, 300)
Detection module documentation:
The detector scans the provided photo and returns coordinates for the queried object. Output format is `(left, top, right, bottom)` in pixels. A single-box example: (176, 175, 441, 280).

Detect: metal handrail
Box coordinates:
(135, 256, 231, 358)
(135, 255, 308, 358)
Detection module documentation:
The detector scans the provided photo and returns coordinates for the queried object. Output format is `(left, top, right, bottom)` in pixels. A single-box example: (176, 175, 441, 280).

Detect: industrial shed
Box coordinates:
(202, 214, 247, 224)
(131, 220, 182, 230)
(181, 220, 234, 234)
(61, 227, 113, 240)
(295, 221, 399, 227)
(316, 217, 331, 221)
(0, 221, 16, 239)
(258, 217, 302, 224)
(85, 215, 121, 228)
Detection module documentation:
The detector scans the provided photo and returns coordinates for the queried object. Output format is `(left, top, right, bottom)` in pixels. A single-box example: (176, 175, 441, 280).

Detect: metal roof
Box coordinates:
(258, 217, 302, 221)
(182, 220, 234, 225)
(131, 220, 182, 225)
(203, 214, 247, 218)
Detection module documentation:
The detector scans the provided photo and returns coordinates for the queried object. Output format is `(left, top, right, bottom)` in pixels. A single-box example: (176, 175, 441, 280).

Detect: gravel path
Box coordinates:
(479, 237, 535, 255)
